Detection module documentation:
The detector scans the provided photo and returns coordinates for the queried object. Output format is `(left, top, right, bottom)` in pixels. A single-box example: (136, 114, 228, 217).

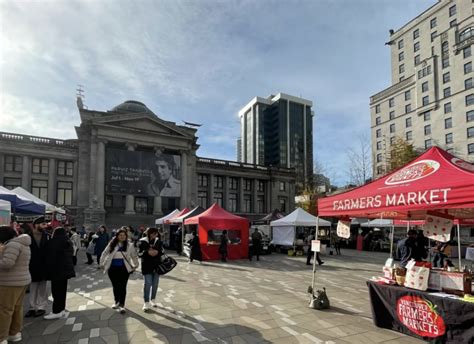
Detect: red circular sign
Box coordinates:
(396, 295, 445, 338)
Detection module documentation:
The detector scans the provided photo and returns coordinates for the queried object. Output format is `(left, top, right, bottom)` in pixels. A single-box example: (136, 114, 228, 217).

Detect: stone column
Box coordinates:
(47, 158, 56, 204)
(73, 161, 79, 206)
(180, 151, 188, 209)
(124, 143, 137, 215)
(21, 156, 31, 190)
(96, 140, 106, 209)
(0, 154, 4, 186)
(252, 179, 258, 214)
(208, 173, 214, 207)
(88, 140, 97, 208)
(223, 176, 229, 210)
(153, 196, 162, 215)
(238, 177, 244, 212)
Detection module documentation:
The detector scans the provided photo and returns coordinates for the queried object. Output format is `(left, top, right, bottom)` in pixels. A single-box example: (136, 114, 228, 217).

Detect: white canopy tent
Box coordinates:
(361, 219, 394, 228)
(0, 199, 11, 225)
(155, 209, 180, 225)
(270, 208, 331, 246)
(12, 187, 65, 214)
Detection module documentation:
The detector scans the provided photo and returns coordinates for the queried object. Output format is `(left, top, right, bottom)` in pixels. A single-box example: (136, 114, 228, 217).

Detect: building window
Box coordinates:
(443, 87, 451, 98)
(443, 72, 450, 83)
(425, 139, 432, 149)
(430, 17, 437, 28)
(446, 148, 454, 154)
(422, 82, 429, 92)
(389, 111, 395, 120)
(279, 181, 285, 191)
(406, 117, 412, 128)
(375, 104, 380, 113)
(431, 31, 437, 42)
(390, 123, 395, 133)
(229, 177, 238, 190)
(418, 65, 431, 78)
(399, 52, 404, 61)
(244, 178, 252, 191)
(213, 192, 223, 207)
(32, 158, 49, 175)
(398, 39, 404, 49)
(376, 153, 382, 163)
(375, 116, 381, 125)
(213, 175, 223, 189)
(57, 161, 73, 176)
(414, 42, 420, 52)
(450, 19, 456, 28)
(31, 179, 48, 201)
(467, 94, 474, 106)
(413, 29, 419, 39)
(444, 102, 452, 114)
(405, 104, 411, 114)
(422, 96, 429, 106)
(460, 27, 474, 42)
(424, 111, 431, 121)
(376, 129, 381, 138)
(389, 98, 394, 107)
(390, 136, 396, 145)
(445, 133, 453, 144)
(376, 166, 383, 175)
(376, 141, 382, 150)
(469, 143, 474, 154)
(464, 46, 472, 59)
(3, 177, 21, 190)
(415, 55, 421, 65)
(405, 90, 411, 101)
(449, 5, 456, 16)
(468, 127, 474, 138)
(467, 110, 474, 122)
(424, 124, 431, 135)
(399, 64, 404, 74)
(257, 195, 265, 214)
(228, 193, 237, 212)
(4, 155, 23, 172)
(243, 195, 252, 213)
(198, 174, 208, 187)
(442, 56, 449, 69)
(399, 76, 405, 82)
(198, 191, 208, 208)
(466, 78, 473, 90)
(445, 117, 453, 129)
(278, 197, 287, 213)
(257, 180, 265, 192)
(406, 131, 412, 141)
(57, 181, 72, 206)
(465, 62, 472, 74)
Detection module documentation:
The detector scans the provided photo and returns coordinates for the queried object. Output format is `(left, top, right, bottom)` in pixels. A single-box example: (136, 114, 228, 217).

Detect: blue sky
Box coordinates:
(0, 0, 433, 186)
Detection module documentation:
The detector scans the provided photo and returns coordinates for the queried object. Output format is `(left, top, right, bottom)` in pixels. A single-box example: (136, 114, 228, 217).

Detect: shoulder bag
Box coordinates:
(155, 252, 177, 275)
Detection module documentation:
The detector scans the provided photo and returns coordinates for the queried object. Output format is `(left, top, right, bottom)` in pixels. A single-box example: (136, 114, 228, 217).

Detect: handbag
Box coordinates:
(155, 254, 177, 275)
(86, 242, 96, 255)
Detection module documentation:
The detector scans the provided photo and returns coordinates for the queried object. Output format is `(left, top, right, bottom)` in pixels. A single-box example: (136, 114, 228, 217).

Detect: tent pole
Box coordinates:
(457, 224, 462, 270)
(390, 226, 394, 258)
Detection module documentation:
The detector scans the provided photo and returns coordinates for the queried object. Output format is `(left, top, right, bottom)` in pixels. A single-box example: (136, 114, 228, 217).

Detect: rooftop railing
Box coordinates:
(0, 131, 78, 148)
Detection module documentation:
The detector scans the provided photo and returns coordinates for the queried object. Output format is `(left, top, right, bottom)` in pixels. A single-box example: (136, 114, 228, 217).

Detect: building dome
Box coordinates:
(110, 100, 155, 116)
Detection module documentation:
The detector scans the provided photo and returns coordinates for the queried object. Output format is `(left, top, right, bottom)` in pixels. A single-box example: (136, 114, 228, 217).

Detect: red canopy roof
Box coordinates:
(318, 147, 474, 220)
(184, 203, 249, 230)
(164, 207, 189, 224)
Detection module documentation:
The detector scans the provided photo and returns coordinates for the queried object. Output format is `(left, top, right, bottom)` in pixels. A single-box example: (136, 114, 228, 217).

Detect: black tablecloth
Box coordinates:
(367, 281, 474, 344)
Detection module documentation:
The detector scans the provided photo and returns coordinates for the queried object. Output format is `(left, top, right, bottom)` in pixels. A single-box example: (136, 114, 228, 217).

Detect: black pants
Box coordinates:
(72, 255, 77, 266)
(51, 279, 68, 313)
(108, 265, 130, 307)
(86, 253, 94, 264)
(306, 250, 322, 265)
(97, 253, 102, 265)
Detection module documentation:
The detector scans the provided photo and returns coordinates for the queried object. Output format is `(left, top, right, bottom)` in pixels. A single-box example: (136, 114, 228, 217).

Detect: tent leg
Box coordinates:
(389, 226, 394, 258)
(457, 224, 462, 270)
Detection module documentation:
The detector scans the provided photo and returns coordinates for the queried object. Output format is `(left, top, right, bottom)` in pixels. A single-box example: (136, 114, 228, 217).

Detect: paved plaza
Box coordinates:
(20, 248, 425, 344)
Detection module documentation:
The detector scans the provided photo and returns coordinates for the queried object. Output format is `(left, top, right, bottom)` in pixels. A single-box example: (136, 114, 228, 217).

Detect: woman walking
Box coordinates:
(138, 228, 162, 312)
(219, 230, 229, 262)
(94, 225, 110, 266)
(0, 226, 31, 343)
(44, 227, 75, 320)
(100, 228, 138, 314)
(189, 230, 202, 263)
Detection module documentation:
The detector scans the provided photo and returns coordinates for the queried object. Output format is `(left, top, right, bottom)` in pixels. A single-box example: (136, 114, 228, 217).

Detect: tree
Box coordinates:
(387, 137, 421, 173)
(296, 159, 331, 215)
(346, 135, 372, 186)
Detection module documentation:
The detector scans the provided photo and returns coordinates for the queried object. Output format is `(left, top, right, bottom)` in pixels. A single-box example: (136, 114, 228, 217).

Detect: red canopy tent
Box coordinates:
(318, 147, 474, 220)
(184, 203, 249, 261)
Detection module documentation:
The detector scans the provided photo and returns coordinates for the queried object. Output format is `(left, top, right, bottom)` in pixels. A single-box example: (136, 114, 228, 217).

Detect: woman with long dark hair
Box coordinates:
(138, 227, 162, 312)
(100, 228, 138, 314)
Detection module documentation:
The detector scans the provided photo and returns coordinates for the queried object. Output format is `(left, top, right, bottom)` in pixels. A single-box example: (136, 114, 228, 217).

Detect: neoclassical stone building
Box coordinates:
(0, 100, 295, 229)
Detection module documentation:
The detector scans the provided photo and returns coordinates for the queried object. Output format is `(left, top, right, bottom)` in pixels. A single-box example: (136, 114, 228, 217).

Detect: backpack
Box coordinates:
(309, 287, 330, 310)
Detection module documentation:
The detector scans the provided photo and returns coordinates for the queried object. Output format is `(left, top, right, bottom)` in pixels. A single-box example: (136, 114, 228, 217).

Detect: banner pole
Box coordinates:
(310, 221, 320, 299)
(457, 224, 462, 270)
(390, 225, 394, 258)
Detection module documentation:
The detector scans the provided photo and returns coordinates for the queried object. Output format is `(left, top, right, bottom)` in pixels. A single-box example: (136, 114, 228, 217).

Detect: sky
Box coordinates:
(0, 0, 434, 186)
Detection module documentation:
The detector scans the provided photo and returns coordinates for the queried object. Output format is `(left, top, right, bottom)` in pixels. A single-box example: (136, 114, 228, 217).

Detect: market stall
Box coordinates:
(0, 186, 45, 216)
(250, 209, 285, 253)
(0, 200, 11, 225)
(155, 209, 180, 226)
(184, 203, 249, 261)
(318, 147, 474, 343)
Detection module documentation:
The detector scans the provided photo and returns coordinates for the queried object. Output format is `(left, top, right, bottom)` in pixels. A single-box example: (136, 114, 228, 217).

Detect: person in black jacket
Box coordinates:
(138, 227, 163, 312)
(25, 217, 49, 318)
(219, 230, 228, 262)
(189, 230, 202, 263)
(43, 227, 75, 320)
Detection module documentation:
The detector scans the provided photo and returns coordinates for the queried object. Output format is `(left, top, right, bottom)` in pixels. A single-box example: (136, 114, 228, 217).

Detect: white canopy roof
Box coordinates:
(155, 209, 180, 225)
(361, 219, 394, 228)
(0, 199, 11, 212)
(12, 187, 65, 213)
(270, 207, 331, 227)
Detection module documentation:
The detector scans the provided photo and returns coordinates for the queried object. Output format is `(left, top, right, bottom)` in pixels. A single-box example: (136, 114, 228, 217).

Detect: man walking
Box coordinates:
(306, 230, 324, 266)
(250, 228, 263, 261)
(25, 216, 49, 318)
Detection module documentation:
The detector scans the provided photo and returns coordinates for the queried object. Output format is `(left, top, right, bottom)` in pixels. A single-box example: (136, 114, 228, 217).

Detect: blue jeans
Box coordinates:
(143, 273, 160, 302)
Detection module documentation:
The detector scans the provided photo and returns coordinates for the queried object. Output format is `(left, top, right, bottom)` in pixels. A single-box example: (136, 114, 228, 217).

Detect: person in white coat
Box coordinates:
(100, 228, 138, 314)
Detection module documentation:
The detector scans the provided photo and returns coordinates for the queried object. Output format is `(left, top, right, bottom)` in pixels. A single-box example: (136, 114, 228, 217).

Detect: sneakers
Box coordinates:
(150, 300, 158, 307)
(1, 339, 7, 344)
(112, 302, 119, 309)
(7, 333, 22, 342)
(119, 307, 126, 314)
(142, 302, 150, 312)
(25, 310, 36, 318)
(44, 310, 68, 320)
